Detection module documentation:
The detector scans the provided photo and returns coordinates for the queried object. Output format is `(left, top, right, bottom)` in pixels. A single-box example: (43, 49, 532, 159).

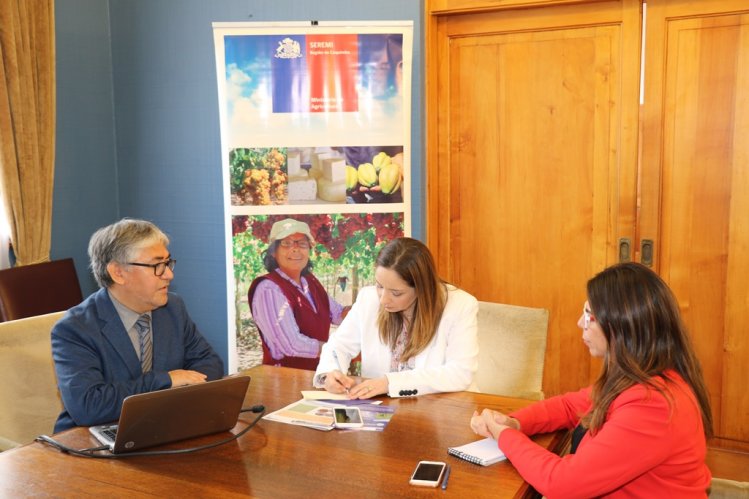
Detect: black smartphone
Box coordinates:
(409, 461, 446, 487)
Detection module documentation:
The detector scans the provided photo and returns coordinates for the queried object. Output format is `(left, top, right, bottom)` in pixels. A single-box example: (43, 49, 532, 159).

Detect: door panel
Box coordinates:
(429, 0, 749, 451)
(429, 1, 641, 395)
(642, 1, 749, 446)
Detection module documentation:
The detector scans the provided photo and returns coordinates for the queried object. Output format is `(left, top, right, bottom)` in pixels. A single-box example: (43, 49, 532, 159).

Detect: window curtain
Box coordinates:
(0, 0, 56, 266)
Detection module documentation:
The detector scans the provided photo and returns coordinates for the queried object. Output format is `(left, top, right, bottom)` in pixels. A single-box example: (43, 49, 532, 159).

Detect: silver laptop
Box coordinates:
(89, 375, 251, 454)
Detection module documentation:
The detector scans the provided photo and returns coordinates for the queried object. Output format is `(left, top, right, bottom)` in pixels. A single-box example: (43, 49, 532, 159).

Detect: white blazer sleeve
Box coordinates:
(313, 287, 377, 385)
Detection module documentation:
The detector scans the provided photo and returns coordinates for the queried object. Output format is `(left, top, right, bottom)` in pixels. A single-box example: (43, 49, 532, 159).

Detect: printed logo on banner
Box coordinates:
(274, 38, 302, 59)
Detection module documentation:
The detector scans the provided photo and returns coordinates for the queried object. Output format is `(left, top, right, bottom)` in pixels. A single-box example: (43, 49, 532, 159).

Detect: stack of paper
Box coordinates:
(263, 399, 337, 431)
(264, 397, 395, 432)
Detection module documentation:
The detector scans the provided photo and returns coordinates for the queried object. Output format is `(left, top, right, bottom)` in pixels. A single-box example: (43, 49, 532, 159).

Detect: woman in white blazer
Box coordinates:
(314, 237, 478, 398)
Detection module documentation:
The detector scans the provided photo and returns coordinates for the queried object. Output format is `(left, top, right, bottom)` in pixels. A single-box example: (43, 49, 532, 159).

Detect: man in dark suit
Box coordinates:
(52, 218, 224, 432)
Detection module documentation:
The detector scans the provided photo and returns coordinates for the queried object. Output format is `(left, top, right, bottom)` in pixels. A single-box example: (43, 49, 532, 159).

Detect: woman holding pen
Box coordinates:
(313, 237, 479, 398)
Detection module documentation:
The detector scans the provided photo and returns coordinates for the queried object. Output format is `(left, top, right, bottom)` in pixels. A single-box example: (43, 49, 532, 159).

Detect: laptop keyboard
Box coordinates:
(102, 427, 118, 440)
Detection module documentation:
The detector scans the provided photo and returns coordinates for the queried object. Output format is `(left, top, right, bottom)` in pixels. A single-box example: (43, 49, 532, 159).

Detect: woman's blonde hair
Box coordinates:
(376, 238, 446, 362)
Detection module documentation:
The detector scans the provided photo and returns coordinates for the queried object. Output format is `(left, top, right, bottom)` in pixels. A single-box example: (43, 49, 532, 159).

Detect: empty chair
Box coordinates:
(473, 301, 549, 400)
(707, 448, 749, 498)
(0, 258, 83, 322)
(709, 478, 749, 498)
(0, 311, 65, 450)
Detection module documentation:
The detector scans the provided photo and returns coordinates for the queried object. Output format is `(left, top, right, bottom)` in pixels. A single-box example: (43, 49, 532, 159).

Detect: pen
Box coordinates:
(331, 350, 349, 393)
(441, 464, 451, 490)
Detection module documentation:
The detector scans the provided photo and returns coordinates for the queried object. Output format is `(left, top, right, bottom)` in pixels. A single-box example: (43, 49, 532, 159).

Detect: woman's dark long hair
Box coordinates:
(582, 263, 713, 438)
(376, 237, 447, 362)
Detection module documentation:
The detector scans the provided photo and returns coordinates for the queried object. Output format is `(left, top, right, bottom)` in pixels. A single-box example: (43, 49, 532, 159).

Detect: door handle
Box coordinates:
(618, 238, 631, 263)
(641, 239, 654, 266)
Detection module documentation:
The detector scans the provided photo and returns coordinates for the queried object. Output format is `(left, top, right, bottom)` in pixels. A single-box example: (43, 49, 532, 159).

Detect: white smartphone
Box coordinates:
(409, 461, 447, 487)
(333, 407, 363, 428)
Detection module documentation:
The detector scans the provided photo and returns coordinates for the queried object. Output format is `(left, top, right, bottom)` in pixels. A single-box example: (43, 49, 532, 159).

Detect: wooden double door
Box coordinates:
(427, 0, 749, 449)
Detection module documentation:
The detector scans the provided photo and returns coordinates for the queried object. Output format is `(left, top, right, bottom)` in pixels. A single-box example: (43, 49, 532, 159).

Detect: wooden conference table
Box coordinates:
(0, 366, 565, 498)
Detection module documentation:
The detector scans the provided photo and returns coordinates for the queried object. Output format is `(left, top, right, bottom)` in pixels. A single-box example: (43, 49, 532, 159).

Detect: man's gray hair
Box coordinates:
(88, 218, 169, 288)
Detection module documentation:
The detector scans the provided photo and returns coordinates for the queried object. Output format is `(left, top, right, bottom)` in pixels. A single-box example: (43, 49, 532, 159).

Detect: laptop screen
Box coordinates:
(89, 375, 250, 454)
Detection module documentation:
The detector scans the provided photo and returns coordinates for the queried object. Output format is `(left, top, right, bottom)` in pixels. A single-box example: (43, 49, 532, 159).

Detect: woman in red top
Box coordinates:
(471, 262, 713, 498)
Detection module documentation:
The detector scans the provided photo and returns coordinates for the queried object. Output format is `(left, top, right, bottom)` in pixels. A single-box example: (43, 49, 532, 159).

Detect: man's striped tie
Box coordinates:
(134, 314, 152, 372)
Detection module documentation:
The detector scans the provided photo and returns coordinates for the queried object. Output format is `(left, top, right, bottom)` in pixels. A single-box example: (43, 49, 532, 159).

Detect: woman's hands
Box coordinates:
(470, 409, 520, 440)
(347, 376, 388, 399)
(323, 372, 388, 399)
(323, 370, 355, 394)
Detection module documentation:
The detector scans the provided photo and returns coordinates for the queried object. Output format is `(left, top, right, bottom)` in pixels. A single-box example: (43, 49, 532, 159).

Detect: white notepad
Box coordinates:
(447, 437, 507, 466)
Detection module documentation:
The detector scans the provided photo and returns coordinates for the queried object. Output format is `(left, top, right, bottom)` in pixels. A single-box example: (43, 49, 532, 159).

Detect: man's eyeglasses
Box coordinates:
(127, 259, 176, 276)
(279, 239, 311, 249)
(583, 307, 596, 330)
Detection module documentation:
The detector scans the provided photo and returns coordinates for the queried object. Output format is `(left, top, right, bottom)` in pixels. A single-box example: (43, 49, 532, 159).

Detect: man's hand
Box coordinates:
(168, 369, 208, 387)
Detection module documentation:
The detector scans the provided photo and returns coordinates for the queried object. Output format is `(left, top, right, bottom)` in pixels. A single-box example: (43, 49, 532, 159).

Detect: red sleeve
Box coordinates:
(510, 386, 593, 435)
(499, 384, 677, 498)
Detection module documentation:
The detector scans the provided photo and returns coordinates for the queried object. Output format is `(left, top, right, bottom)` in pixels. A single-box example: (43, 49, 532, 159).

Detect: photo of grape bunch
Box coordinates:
(230, 147, 288, 205)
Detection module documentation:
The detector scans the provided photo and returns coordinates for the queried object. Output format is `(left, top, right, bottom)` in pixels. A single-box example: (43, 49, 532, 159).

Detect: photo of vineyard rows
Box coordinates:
(232, 212, 404, 369)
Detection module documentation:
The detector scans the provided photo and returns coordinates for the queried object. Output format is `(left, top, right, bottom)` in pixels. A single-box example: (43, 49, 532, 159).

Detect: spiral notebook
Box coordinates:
(447, 437, 506, 466)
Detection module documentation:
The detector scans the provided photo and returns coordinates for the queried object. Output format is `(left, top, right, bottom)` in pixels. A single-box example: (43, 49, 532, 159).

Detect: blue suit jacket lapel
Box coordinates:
(149, 301, 180, 372)
(95, 289, 143, 378)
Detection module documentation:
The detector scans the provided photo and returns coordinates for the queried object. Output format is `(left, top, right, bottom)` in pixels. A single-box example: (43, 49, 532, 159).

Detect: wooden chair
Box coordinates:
(0, 311, 65, 450)
(0, 258, 83, 322)
(473, 301, 549, 400)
